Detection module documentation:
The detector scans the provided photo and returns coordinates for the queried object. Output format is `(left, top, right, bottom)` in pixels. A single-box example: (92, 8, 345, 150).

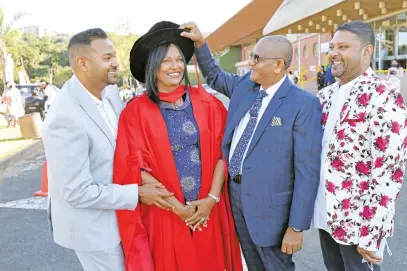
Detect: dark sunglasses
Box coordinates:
(249, 51, 286, 66)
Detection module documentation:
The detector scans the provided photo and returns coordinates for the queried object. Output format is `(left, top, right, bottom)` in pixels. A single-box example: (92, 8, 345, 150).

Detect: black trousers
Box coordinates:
(319, 229, 381, 271)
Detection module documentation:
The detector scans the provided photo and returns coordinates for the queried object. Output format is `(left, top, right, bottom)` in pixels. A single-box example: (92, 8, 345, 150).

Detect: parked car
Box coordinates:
(15, 83, 42, 99)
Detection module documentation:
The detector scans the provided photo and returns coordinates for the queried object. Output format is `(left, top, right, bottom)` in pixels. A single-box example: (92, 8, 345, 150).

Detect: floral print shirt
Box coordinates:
(317, 68, 407, 251)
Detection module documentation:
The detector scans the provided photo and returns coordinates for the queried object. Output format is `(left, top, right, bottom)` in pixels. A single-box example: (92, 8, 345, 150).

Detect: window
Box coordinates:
(383, 28, 395, 56)
(398, 27, 407, 55)
(313, 43, 319, 57)
(375, 16, 397, 57)
(303, 45, 309, 59)
(398, 12, 406, 23)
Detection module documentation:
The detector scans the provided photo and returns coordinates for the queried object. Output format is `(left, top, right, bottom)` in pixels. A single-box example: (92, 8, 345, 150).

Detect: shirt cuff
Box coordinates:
(121, 184, 139, 211)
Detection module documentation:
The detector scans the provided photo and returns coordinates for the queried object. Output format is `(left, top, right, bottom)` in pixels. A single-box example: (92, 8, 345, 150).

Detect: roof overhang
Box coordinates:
(263, 0, 407, 35)
(206, 0, 284, 52)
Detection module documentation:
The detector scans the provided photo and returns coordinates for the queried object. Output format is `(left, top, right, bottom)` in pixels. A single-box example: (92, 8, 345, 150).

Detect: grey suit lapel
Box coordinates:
(71, 77, 116, 148)
(245, 77, 292, 157)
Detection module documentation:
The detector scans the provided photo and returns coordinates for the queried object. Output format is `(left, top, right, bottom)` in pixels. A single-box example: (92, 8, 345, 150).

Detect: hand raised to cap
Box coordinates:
(179, 22, 205, 48)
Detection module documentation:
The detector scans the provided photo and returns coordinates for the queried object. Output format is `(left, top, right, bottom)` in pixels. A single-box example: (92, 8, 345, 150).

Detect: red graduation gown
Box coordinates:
(113, 86, 243, 271)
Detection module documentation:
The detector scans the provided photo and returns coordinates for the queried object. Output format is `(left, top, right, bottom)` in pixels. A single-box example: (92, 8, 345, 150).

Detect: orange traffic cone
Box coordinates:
(34, 161, 48, 197)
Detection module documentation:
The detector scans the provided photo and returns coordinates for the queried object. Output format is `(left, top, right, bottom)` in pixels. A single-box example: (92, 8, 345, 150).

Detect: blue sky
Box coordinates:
(1, 0, 252, 35)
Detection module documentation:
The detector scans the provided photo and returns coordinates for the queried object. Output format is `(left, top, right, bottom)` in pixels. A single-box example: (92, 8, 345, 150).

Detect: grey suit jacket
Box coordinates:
(42, 75, 139, 252)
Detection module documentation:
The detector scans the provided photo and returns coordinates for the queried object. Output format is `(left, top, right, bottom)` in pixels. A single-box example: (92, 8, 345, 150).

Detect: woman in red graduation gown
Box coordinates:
(113, 21, 243, 271)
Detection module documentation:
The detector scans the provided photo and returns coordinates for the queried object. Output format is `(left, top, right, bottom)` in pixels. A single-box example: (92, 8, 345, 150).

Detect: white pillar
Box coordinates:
(298, 35, 301, 84)
(318, 33, 321, 68)
(378, 28, 382, 70)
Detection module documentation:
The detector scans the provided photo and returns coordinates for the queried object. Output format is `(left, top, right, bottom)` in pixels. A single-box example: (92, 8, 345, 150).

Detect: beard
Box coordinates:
(107, 71, 118, 84)
(331, 62, 346, 78)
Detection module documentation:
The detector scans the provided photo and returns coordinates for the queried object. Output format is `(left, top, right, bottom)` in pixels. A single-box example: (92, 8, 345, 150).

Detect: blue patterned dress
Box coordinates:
(160, 93, 202, 202)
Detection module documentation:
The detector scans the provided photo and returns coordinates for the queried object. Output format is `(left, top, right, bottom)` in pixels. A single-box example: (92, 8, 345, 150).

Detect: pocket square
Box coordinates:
(271, 116, 283, 126)
(343, 118, 363, 123)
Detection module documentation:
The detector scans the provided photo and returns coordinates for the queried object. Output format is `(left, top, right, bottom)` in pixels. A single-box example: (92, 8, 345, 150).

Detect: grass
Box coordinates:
(0, 136, 24, 143)
(0, 140, 33, 160)
(0, 116, 35, 160)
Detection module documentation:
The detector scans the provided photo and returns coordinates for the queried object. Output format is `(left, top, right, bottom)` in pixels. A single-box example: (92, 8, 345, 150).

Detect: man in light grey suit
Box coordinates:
(42, 28, 173, 271)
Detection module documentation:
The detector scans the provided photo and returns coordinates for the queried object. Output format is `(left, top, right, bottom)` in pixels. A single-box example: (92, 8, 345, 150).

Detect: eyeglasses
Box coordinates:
(249, 51, 286, 66)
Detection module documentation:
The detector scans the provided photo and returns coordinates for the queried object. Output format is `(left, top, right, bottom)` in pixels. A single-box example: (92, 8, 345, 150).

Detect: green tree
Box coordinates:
(1, 13, 140, 91)
(53, 66, 73, 87)
(109, 32, 138, 87)
(6, 33, 70, 84)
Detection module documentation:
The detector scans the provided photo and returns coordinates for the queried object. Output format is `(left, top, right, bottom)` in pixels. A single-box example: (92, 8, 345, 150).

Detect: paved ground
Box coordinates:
(1, 92, 407, 271)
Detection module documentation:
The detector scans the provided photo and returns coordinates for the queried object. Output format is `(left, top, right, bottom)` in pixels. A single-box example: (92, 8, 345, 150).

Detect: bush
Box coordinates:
(53, 66, 73, 88)
(0, 79, 4, 96)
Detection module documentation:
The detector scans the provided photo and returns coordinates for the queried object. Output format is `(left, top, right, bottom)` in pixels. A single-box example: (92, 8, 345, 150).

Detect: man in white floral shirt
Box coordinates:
(314, 21, 407, 271)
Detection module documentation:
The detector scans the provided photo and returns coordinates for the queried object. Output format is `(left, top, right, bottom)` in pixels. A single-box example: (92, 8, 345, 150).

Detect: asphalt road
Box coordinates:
(1, 144, 407, 271)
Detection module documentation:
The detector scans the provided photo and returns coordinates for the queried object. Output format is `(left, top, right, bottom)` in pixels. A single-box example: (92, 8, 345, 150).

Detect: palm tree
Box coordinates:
(0, 8, 26, 93)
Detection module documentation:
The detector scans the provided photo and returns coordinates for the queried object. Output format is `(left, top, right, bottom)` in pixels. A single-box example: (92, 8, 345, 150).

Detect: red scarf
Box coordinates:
(113, 86, 242, 271)
(158, 85, 186, 103)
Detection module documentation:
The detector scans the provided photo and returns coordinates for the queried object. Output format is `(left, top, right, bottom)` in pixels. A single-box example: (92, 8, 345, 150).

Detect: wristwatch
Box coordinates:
(208, 193, 220, 203)
(291, 227, 303, 232)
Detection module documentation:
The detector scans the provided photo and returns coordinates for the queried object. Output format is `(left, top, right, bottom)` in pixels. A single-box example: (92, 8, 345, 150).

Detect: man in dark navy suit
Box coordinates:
(181, 22, 323, 271)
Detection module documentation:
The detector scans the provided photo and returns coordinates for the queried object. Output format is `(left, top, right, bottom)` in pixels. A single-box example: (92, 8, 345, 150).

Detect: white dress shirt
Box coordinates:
(229, 75, 287, 173)
(82, 83, 119, 138)
(313, 68, 372, 230)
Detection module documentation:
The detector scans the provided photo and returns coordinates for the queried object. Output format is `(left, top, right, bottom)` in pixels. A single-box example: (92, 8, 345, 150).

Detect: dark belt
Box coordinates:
(232, 174, 242, 184)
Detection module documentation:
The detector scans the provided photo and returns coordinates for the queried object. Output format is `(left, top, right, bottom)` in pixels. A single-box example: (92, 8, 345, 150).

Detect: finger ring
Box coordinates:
(201, 217, 206, 221)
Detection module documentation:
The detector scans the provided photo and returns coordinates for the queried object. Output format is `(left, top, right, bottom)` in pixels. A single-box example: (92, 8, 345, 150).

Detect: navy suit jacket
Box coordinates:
(195, 44, 323, 247)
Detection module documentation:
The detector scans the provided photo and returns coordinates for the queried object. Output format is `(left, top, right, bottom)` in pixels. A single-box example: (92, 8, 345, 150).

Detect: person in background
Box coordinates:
(317, 65, 326, 90)
(40, 80, 58, 112)
(1, 82, 24, 127)
(387, 60, 404, 78)
(387, 60, 404, 90)
(324, 63, 336, 86)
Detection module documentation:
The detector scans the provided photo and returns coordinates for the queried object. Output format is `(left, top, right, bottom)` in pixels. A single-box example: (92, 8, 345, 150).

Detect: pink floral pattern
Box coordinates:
(317, 69, 407, 251)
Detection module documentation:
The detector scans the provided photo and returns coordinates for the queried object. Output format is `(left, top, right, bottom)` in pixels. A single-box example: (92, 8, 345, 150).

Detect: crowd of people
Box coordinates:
(0, 19, 403, 271)
(0, 81, 59, 127)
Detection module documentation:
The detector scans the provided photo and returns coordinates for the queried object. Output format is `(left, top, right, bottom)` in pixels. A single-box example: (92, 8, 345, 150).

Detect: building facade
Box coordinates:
(206, 0, 407, 92)
(371, 11, 407, 71)
(19, 26, 56, 37)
